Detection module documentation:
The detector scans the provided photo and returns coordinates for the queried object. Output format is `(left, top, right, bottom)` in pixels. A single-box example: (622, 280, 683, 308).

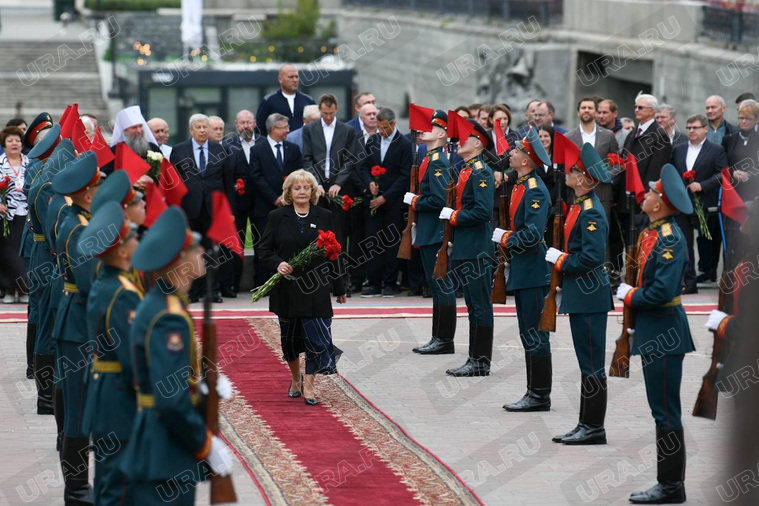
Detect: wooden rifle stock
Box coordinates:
(490, 171, 509, 303)
(539, 166, 563, 332)
(398, 139, 419, 260)
(693, 272, 729, 420)
(433, 142, 456, 279)
(609, 194, 638, 378)
(203, 248, 237, 504)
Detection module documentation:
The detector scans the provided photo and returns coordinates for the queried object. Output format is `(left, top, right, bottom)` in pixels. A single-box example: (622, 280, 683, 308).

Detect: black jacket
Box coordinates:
(359, 130, 413, 209)
(170, 139, 231, 221)
(671, 139, 728, 208)
(249, 139, 303, 218)
(259, 205, 345, 318)
(255, 90, 315, 135)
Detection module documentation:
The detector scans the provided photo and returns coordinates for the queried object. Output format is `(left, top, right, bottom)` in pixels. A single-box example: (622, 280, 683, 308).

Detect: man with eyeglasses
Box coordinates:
(620, 93, 672, 234)
(671, 114, 728, 293)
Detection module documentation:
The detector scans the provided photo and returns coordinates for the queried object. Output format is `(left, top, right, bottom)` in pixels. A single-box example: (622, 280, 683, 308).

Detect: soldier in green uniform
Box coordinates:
(121, 206, 234, 504)
(78, 201, 142, 506)
(439, 120, 495, 377)
(404, 110, 458, 355)
(545, 144, 614, 444)
(493, 128, 553, 411)
(616, 164, 695, 504)
(25, 128, 68, 415)
(51, 151, 104, 504)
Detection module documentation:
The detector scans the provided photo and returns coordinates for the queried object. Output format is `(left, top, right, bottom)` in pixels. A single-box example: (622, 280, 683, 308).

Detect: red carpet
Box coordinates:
(209, 318, 480, 505)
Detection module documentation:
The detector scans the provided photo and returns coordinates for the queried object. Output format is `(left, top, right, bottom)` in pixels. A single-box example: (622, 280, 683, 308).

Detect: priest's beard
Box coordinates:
(125, 132, 149, 157)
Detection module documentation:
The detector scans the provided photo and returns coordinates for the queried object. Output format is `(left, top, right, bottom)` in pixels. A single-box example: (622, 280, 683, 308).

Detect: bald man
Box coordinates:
(255, 64, 315, 135)
(147, 117, 172, 158)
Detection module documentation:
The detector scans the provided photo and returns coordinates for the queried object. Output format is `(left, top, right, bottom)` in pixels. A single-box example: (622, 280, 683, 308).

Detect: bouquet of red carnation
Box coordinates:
(251, 229, 342, 302)
(325, 194, 363, 211)
(235, 178, 245, 196)
(607, 153, 622, 166)
(682, 170, 711, 240)
(0, 175, 11, 238)
(370, 165, 387, 216)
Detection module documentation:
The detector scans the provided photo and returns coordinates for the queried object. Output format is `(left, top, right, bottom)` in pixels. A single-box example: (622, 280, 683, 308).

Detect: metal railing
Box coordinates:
(701, 5, 759, 45)
(343, 0, 563, 25)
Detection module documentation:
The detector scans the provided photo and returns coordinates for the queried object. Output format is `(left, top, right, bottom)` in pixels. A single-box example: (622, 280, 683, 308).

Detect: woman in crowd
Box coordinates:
(258, 170, 347, 405)
(0, 127, 29, 303)
(454, 106, 472, 119)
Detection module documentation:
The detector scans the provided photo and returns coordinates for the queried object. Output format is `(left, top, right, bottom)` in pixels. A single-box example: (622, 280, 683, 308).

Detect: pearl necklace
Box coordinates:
(294, 208, 309, 218)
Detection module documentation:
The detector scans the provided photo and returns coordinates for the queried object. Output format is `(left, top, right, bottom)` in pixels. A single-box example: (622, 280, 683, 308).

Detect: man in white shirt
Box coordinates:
(255, 64, 315, 134)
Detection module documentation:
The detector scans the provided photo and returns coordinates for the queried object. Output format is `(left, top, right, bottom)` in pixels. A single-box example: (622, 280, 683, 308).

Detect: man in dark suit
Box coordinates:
(255, 64, 315, 135)
(671, 114, 729, 293)
(302, 93, 359, 282)
(345, 92, 376, 134)
(619, 93, 672, 226)
(566, 97, 619, 221)
(248, 113, 303, 288)
(359, 107, 412, 297)
(656, 104, 687, 148)
(170, 113, 232, 302)
(221, 109, 264, 294)
(533, 101, 568, 134)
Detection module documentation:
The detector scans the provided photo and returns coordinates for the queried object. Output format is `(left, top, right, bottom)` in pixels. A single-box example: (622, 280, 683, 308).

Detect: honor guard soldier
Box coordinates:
(545, 144, 614, 444)
(78, 201, 142, 505)
(493, 128, 553, 411)
(120, 207, 234, 504)
(51, 151, 105, 504)
(405, 110, 458, 355)
(616, 164, 695, 504)
(91, 169, 148, 291)
(26, 129, 67, 416)
(439, 120, 495, 376)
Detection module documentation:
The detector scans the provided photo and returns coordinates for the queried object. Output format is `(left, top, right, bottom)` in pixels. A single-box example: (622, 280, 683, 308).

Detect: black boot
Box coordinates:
(34, 354, 55, 415)
(563, 375, 607, 445)
(553, 374, 586, 442)
(504, 353, 551, 411)
(26, 322, 37, 379)
(414, 304, 456, 354)
(54, 387, 64, 452)
(630, 429, 686, 504)
(446, 322, 488, 376)
(61, 435, 94, 505)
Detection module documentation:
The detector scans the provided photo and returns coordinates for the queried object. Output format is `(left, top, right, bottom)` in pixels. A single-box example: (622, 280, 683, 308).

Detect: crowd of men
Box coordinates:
(13, 60, 759, 505)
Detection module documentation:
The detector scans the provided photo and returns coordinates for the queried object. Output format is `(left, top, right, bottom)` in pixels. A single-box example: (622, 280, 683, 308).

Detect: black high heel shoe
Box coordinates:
(288, 375, 303, 398)
(304, 397, 318, 406)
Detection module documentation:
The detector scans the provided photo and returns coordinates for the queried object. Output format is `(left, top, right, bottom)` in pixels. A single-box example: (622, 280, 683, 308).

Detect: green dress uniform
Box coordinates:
(21, 158, 43, 379)
(79, 201, 143, 506)
(501, 129, 554, 412)
(51, 151, 104, 504)
(120, 207, 213, 505)
(444, 120, 495, 377)
(549, 144, 614, 445)
(622, 164, 695, 505)
(410, 110, 458, 355)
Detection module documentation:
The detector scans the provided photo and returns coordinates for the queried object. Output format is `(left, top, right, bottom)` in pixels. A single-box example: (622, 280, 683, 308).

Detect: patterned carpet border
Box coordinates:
(249, 318, 483, 505)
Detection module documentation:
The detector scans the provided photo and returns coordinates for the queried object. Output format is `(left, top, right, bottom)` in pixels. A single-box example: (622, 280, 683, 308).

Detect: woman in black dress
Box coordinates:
(258, 169, 347, 405)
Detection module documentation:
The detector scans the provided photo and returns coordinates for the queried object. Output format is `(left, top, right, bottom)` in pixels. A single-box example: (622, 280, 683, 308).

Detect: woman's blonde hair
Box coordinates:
(739, 101, 759, 120)
(282, 169, 319, 205)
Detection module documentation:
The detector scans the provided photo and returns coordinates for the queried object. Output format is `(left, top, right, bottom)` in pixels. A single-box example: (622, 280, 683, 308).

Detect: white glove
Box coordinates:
(411, 222, 417, 245)
(705, 310, 729, 331)
(503, 265, 510, 285)
(492, 227, 507, 244)
(439, 207, 454, 220)
(626, 328, 635, 335)
(447, 241, 453, 256)
(555, 286, 562, 308)
(206, 435, 235, 477)
(403, 192, 416, 205)
(216, 374, 233, 400)
(198, 374, 233, 400)
(616, 283, 633, 301)
(545, 247, 563, 264)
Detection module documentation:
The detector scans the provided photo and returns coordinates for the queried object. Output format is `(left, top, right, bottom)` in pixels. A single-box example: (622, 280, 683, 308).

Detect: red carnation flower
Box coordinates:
(371, 165, 387, 178)
(235, 178, 245, 196)
(682, 170, 696, 183)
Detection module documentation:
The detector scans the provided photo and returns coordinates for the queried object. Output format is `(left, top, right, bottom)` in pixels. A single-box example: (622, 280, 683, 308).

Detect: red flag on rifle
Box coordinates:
(91, 127, 115, 167)
(494, 119, 510, 156)
(625, 153, 646, 204)
(721, 168, 748, 224)
(409, 103, 434, 132)
(115, 143, 150, 185)
(207, 191, 243, 258)
(58, 104, 73, 127)
(552, 132, 580, 172)
(159, 157, 188, 206)
(142, 180, 168, 228)
(446, 110, 474, 143)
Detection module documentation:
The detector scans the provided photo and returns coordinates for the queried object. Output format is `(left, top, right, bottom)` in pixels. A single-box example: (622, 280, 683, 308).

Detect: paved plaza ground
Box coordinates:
(0, 286, 732, 505)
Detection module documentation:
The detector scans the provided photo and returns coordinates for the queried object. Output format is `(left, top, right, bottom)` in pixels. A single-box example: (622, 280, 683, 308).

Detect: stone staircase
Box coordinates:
(0, 40, 108, 123)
